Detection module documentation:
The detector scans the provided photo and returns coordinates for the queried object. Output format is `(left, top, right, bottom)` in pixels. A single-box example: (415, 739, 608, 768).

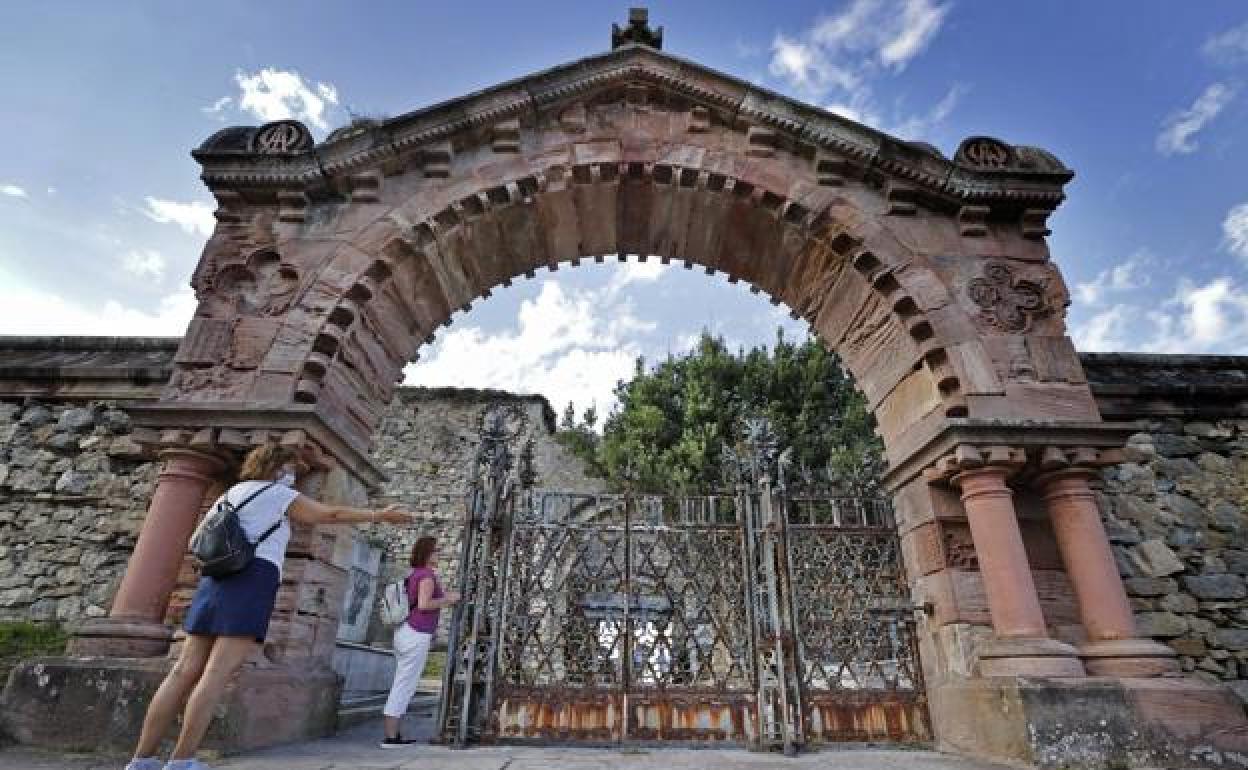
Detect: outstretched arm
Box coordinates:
(287, 495, 416, 527)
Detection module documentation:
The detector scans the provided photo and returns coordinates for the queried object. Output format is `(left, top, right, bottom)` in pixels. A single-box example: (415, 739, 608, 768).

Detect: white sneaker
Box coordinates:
(124, 759, 162, 770)
(163, 760, 211, 770)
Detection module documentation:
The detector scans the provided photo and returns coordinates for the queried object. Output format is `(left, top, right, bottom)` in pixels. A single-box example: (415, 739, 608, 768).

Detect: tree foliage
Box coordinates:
(555, 329, 882, 493)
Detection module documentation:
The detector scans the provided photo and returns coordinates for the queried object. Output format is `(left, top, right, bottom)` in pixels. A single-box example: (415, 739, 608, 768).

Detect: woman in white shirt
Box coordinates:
(125, 443, 416, 770)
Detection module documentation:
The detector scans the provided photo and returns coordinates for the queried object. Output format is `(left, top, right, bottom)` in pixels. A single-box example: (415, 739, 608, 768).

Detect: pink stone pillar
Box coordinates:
(954, 467, 1047, 638)
(70, 449, 225, 656)
(1039, 468, 1178, 676)
(953, 466, 1084, 677)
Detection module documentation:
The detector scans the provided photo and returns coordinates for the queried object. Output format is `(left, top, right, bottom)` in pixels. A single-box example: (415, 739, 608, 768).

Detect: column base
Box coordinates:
(928, 675, 1248, 769)
(66, 617, 174, 657)
(1080, 638, 1181, 677)
(0, 656, 341, 755)
(975, 637, 1086, 677)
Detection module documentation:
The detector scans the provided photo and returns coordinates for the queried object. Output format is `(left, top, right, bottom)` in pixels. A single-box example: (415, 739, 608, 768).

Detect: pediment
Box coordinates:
(193, 42, 1072, 213)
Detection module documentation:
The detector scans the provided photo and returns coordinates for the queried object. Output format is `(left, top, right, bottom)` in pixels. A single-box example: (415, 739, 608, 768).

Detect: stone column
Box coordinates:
(946, 451, 1084, 677)
(1038, 466, 1178, 676)
(69, 449, 226, 656)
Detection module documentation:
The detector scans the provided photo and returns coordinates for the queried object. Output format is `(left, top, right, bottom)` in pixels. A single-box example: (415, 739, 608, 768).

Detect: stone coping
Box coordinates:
(193, 43, 1073, 213)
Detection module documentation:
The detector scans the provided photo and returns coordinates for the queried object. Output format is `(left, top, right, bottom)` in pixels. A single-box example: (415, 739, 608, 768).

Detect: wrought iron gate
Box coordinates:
(437, 411, 928, 750)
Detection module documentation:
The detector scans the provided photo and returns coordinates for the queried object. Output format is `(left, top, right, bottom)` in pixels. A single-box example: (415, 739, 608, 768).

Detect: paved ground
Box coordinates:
(0, 710, 1017, 770)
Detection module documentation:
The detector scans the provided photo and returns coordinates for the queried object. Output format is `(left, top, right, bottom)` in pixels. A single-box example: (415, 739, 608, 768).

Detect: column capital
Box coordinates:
(128, 403, 383, 488)
(923, 443, 1026, 487)
(1032, 444, 1124, 494)
(155, 447, 229, 485)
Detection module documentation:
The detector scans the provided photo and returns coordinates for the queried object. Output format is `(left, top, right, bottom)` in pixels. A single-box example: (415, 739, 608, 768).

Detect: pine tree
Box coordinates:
(555, 329, 882, 493)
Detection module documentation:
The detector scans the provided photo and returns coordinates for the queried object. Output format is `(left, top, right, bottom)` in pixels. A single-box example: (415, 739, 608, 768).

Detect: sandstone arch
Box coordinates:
(46, 15, 1227, 765)
(170, 42, 1087, 474)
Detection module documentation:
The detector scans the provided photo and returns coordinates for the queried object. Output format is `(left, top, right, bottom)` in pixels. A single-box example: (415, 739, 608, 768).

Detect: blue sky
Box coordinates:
(2, 2, 1247, 416)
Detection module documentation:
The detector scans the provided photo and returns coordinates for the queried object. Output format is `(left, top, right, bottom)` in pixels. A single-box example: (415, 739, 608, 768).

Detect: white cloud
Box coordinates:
(1150, 278, 1248, 353)
(771, 1, 954, 138)
(604, 256, 669, 297)
(201, 95, 233, 120)
(141, 197, 215, 237)
(878, 0, 951, 71)
(1223, 202, 1248, 263)
(405, 278, 657, 416)
(1, 184, 28, 198)
(1071, 305, 1132, 351)
(234, 68, 341, 131)
(769, 34, 860, 94)
(795, 0, 948, 74)
(885, 83, 967, 139)
(1155, 83, 1235, 156)
(1203, 20, 1248, 64)
(1072, 276, 1248, 355)
(121, 249, 167, 280)
(0, 265, 196, 337)
(1073, 251, 1152, 306)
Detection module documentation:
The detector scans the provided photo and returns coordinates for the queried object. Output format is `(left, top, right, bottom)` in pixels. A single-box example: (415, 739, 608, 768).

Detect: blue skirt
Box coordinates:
(184, 558, 281, 642)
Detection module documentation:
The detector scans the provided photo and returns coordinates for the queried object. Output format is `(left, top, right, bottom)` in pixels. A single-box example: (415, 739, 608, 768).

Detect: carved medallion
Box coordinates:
(967, 262, 1048, 333)
(955, 137, 1014, 170)
(252, 120, 313, 154)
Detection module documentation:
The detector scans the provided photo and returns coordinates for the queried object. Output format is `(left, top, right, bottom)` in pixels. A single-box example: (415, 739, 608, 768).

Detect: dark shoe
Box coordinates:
(379, 734, 419, 749)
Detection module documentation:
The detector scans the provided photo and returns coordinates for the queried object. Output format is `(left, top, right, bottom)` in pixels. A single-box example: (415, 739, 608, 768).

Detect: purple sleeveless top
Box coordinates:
(405, 566, 443, 634)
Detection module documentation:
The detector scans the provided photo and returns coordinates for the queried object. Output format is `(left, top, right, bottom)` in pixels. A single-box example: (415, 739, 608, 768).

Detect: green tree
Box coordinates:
(555, 329, 882, 493)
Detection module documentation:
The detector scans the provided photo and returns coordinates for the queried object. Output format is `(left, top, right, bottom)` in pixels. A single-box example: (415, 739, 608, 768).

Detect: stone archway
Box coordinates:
(18, 10, 1238, 767)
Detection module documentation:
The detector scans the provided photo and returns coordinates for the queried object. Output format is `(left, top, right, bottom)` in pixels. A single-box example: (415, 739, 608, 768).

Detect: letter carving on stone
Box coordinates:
(955, 136, 1014, 170)
(251, 120, 313, 154)
(967, 262, 1048, 333)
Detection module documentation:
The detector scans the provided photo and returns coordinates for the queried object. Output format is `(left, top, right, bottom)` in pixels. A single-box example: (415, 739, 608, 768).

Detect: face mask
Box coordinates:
(276, 470, 297, 488)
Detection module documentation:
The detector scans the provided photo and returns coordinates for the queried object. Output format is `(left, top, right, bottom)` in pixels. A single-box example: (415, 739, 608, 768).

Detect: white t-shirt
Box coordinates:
(212, 480, 300, 579)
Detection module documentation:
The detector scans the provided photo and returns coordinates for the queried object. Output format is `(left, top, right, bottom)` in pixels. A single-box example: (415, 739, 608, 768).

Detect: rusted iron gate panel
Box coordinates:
(491, 491, 759, 745)
(437, 410, 928, 750)
(781, 494, 930, 745)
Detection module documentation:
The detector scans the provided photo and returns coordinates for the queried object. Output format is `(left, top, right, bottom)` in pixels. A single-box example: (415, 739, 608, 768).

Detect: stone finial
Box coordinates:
(612, 8, 663, 50)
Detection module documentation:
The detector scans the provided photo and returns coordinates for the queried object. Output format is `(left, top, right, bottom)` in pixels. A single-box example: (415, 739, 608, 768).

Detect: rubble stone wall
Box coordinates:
(0, 381, 601, 646)
(0, 399, 157, 624)
(1083, 353, 1248, 705)
(351, 388, 606, 645)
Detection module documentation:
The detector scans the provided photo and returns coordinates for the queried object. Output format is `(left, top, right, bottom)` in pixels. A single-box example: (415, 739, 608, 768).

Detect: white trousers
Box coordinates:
(382, 624, 433, 718)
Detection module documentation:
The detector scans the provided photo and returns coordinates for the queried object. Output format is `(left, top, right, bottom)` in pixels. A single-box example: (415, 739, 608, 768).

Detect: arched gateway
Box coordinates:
(17, 9, 1243, 767)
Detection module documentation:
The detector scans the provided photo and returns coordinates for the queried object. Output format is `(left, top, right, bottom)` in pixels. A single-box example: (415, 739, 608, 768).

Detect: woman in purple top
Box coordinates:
(380, 535, 460, 748)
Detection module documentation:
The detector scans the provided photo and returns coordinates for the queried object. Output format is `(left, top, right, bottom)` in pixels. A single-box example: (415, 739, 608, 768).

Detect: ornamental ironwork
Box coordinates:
(437, 408, 928, 750)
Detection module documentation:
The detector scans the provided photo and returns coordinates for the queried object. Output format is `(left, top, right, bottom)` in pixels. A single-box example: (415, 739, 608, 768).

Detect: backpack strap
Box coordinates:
(232, 481, 277, 513)
(233, 482, 283, 546)
(254, 517, 284, 546)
